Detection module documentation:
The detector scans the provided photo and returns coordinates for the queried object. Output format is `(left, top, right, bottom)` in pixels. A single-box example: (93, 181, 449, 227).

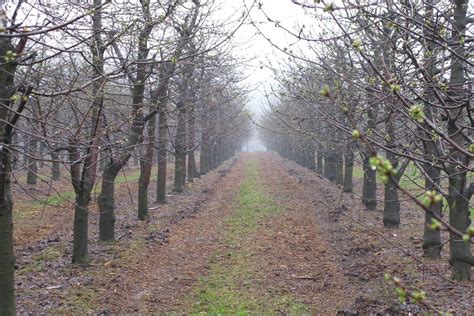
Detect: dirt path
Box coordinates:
(99, 153, 354, 314)
(17, 152, 472, 313)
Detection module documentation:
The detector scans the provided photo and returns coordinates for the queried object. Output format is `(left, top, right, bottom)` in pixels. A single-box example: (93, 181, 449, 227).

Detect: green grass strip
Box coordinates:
(189, 157, 309, 315)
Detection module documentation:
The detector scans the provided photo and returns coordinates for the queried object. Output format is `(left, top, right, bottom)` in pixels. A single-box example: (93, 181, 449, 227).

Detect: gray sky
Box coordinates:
(228, 0, 314, 117)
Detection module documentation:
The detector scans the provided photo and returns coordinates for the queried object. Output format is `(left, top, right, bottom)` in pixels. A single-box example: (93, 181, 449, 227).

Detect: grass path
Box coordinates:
(16, 154, 354, 313)
(188, 157, 308, 315)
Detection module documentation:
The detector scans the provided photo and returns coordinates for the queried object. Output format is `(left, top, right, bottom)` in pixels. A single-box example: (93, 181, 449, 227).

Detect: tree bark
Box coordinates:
(383, 176, 400, 227)
(0, 150, 14, 316)
(173, 101, 187, 192)
(420, 0, 441, 259)
(324, 152, 337, 181)
(307, 148, 316, 171)
(0, 17, 20, 314)
(51, 151, 61, 180)
(156, 104, 168, 204)
(422, 171, 442, 258)
(72, 191, 90, 263)
(336, 152, 344, 185)
(138, 116, 155, 220)
(187, 105, 199, 180)
(448, 173, 472, 280)
(362, 108, 377, 211)
(26, 134, 38, 185)
(316, 150, 324, 174)
(447, 0, 471, 281)
(343, 145, 354, 193)
(98, 167, 117, 241)
(72, 0, 104, 260)
(362, 154, 377, 211)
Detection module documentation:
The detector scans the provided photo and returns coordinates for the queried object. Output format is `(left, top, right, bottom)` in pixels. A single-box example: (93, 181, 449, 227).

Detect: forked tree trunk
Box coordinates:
(71, 0, 104, 261)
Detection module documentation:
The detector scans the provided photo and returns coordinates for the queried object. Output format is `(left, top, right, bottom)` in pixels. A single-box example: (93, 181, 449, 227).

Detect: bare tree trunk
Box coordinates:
(362, 154, 377, 211)
(422, 168, 442, 258)
(420, 0, 441, 259)
(383, 113, 401, 226)
(324, 152, 337, 181)
(187, 106, 199, 180)
(307, 148, 316, 171)
(138, 116, 155, 220)
(343, 143, 354, 193)
(72, 190, 91, 263)
(0, 16, 21, 314)
(383, 170, 400, 227)
(26, 132, 38, 185)
(316, 150, 324, 174)
(173, 101, 187, 192)
(0, 148, 14, 315)
(98, 166, 117, 241)
(51, 151, 60, 180)
(336, 152, 344, 185)
(362, 108, 377, 211)
(200, 111, 209, 175)
(72, 0, 104, 260)
(156, 106, 168, 204)
(447, 0, 472, 281)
